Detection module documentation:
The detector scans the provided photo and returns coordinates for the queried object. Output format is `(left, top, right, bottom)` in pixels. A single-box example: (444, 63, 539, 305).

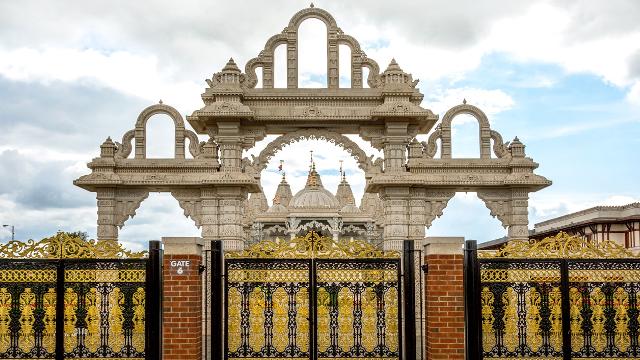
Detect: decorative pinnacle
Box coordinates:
(462, 98, 467, 105)
(310, 2, 314, 8)
(222, 58, 241, 73)
(339, 160, 345, 181)
(159, 99, 163, 104)
(385, 58, 402, 72)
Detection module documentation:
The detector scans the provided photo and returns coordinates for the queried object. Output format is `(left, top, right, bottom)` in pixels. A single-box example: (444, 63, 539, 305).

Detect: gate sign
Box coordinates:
(169, 259, 191, 275)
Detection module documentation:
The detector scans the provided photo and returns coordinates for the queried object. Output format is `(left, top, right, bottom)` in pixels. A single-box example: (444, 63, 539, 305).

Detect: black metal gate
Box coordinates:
(465, 232, 640, 360)
(0, 233, 162, 360)
(216, 231, 402, 360)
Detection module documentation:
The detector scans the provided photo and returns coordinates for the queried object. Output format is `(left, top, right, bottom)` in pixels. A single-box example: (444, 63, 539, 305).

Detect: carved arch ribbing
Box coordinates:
(440, 103, 491, 159)
(252, 129, 374, 172)
(244, 5, 380, 89)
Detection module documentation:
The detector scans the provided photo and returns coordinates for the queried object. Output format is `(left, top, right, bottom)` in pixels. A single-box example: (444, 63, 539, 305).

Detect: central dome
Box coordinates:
(289, 164, 340, 210)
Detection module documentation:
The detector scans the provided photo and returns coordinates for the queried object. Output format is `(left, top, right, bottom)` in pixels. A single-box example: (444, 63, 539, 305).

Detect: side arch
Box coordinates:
(134, 103, 186, 159)
(252, 129, 374, 173)
(440, 103, 491, 159)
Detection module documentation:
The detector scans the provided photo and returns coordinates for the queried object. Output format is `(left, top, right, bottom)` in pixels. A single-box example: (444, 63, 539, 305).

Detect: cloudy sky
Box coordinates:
(1, 0, 639, 250)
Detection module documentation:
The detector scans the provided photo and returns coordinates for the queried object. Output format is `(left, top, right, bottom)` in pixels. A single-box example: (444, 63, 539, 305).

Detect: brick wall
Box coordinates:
(424, 254, 465, 360)
(163, 254, 202, 360)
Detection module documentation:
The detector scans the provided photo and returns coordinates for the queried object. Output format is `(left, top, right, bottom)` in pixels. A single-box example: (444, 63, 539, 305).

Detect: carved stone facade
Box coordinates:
(75, 5, 551, 250)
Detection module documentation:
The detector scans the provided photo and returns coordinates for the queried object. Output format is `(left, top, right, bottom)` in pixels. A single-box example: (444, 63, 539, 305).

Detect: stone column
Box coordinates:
(200, 188, 219, 249)
(217, 187, 247, 251)
(509, 188, 530, 241)
(96, 188, 117, 241)
(408, 188, 427, 241)
(379, 186, 410, 251)
(423, 237, 465, 360)
(383, 122, 409, 172)
(162, 237, 203, 360)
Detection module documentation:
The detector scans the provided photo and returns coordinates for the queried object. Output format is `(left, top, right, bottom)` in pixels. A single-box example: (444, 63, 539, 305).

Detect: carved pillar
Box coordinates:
(217, 187, 248, 251)
(287, 30, 297, 88)
(383, 122, 410, 172)
(509, 188, 530, 241)
(263, 54, 274, 88)
(200, 188, 219, 249)
(97, 188, 117, 241)
(216, 121, 243, 171)
(408, 188, 427, 241)
(351, 53, 362, 88)
(379, 186, 410, 251)
(327, 28, 339, 89)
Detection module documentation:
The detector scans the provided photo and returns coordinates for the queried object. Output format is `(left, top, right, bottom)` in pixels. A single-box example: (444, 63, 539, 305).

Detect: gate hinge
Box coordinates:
(421, 264, 428, 274)
(198, 264, 206, 274)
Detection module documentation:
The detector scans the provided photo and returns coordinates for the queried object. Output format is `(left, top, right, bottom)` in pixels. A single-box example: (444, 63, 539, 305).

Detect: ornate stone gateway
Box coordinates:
(223, 231, 401, 360)
(74, 5, 551, 252)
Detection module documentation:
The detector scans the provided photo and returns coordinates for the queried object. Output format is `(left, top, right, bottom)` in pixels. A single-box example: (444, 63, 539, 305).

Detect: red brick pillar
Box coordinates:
(424, 237, 465, 360)
(162, 237, 203, 360)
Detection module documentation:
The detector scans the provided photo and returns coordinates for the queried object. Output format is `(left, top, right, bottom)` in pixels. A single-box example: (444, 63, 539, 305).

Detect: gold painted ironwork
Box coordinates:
(296, 288, 309, 352)
(18, 288, 35, 353)
(227, 288, 242, 353)
(502, 288, 518, 352)
(481, 269, 560, 283)
(590, 287, 606, 352)
(43, 288, 56, 353)
(316, 287, 330, 352)
(569, 269, 640, 283)
(479, 232, 637, 259)
(108, 287, 125, 352)
(272, 287, 289, 352)
(227, 269, 308, 283)
(316, 269, 398, 283)
(64, 288, 78, 352)
(613, 287, 630, 352)
(0, 269, 57, 283)
(85, 288, 100, 353)
(361, 288, 377, 352)
(526, 287, 542, 352)
(481, 287, 495, 353)
(64, 269, 146, 283)
(226, 230, 399, 259)
(569, 287, 583, 351)
(132, 287, 146, 353)
(248, 287, 265, 352)
(0, 232, 146, 259)
(549, 286, 562, 350)
(384, 287, 398, 353)
(0, 288, 10, 353)
(337, 287, 353, 351)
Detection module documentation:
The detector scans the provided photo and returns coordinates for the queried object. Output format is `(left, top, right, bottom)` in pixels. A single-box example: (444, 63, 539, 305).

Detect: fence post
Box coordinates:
(560, 260, 571, 360)
(464, 240, 481, 360)
(211, 240, 223, 360)
(146, 240, 162, 360)
(403, 240, 416, 360)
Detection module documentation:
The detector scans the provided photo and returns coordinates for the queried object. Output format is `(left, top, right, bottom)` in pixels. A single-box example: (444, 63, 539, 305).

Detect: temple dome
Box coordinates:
(289, 164, 340, 210)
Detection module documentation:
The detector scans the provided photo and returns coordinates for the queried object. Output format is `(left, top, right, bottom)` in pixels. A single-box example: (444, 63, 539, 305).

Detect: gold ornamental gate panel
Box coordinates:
(224, 231, 401, 360)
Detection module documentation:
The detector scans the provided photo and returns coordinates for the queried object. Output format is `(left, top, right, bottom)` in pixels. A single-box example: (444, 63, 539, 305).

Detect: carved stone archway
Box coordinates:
(75, 5, 550, 251)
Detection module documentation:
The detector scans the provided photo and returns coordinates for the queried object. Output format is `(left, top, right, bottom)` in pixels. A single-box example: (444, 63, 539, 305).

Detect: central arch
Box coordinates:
(252, 129, 375, 173)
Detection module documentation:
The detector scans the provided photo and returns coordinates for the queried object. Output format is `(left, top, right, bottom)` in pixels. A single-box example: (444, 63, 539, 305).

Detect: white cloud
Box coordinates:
(426, 87, 515, 121)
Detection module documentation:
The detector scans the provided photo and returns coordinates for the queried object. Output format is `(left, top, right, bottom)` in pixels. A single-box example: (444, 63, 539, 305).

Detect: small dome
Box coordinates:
(340, 204, 361, 214)
(267, 203, 288, 213)
(290, 187, 340, 209)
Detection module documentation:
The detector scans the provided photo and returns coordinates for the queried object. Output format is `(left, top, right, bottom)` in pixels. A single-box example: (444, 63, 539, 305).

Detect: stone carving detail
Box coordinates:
(114, 189, 149, 227)
(115, 130, 135, 159)
(424, 190, 455, 228)
(243, 6, 381, 89)
(171, 189, 203, 227)
(252, 129, 376, 172)
(476, 189, 513, 228)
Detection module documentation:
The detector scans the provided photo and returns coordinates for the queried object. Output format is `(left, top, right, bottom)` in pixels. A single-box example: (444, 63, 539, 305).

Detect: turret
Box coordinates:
(273, 173, 293, 207)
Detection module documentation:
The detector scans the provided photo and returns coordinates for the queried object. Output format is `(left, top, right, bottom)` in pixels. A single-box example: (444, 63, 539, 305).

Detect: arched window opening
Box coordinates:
(273, 44, 287, 88)
(428, 192, 506, 242)
(450, 114, 480, 158)
(362, 67, 370, 88)
(119, 193, 200, 251)
(145, 114, 175, 158)
(255, 66, 263, 88)
(339, 44, 351, 88)
(298, 18, 327, 88)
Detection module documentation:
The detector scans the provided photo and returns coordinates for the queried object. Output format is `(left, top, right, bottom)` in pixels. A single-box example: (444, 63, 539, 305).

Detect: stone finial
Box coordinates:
(158, 99, 163, 104)
(206, 58, 245, 89)
(509, 136, 525, 157)
(222, 58, 241, 74)
(462, 98, 467, 105)
(310, 2, 314, 8)
(100, 137, 116, 158)
(381, 58, 418, 88)
(407, 138, 423, 159)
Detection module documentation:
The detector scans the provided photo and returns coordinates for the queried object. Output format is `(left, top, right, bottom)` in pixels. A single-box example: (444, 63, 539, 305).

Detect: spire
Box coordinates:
(336, 168, 356, 207)
(305, 150, 324, 188)
(273, 172, 293, 206)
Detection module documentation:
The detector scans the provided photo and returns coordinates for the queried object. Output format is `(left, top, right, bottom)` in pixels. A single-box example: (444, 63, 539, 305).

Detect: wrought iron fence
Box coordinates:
(0, 233, 161, 360)
(466, 232, 640, 360)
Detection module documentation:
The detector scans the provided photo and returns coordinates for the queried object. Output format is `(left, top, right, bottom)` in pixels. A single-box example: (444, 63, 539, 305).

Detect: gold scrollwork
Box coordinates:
(0, 288, 10, 353)
(226, 230, 399, 259)
(227, 269, 308, 283)
(479, 232, 637, 259)
(0, 269, 56, 283)
(18, 288, 36, 353)
(361, 287, 377, 352)
(296, 288, 309, 352)
(590, 288, 606, 352)
(64, 269, 146, 283)
(227, 288, 242, 352)
(502, 288, 518, 352)
(526, 287, 542, 352)
(613, 287, 630, 352)
(337, 288, 353, 351)
(248, 287, 265, 352)
(43, 288, 56, 353)
(481, 269, 560, 283)
(64, 288, 78, 352)
(108, 287, 125, 352)
(132, 287, 146, 353)
(0, 232, 146, 259)
(569, 287, 583, 351)
(316, 269, 397, 283)
(272, 287, 289, 352)
(569, 269, 640, 283)
(481, 287, 495, 353)
(384, 288, 398, 353)
(85, 288, 100, 353)
(316, 287, 330, 351)
(549, 286, 562, 351)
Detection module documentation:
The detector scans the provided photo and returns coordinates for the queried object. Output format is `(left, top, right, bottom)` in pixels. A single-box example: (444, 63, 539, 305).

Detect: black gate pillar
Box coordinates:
(403, 240, 416, 360)
(146, 240, 163, 360)
(211, 240, 224, 360)
(463, 240, 481, 360)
